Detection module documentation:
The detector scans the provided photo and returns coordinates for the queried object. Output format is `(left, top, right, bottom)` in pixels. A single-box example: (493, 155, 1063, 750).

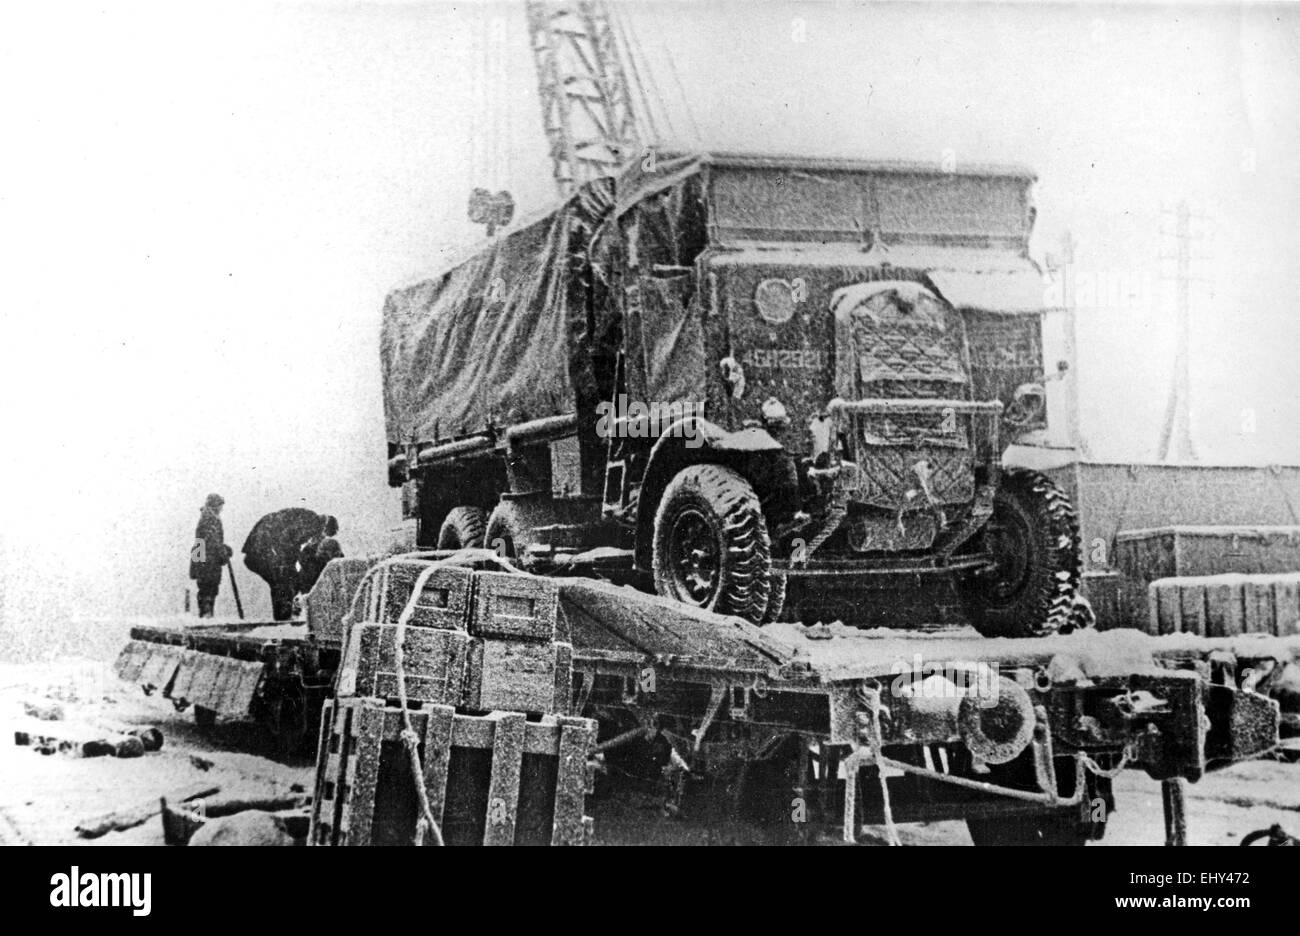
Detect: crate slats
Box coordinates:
(551, 718, 592, 846)
(310, 697, 595, 846)
(420, 704, 455, 828)
(482, 712, 525, 846)
(1149, 573, 1300, 636)
(346, 702, 385, 847)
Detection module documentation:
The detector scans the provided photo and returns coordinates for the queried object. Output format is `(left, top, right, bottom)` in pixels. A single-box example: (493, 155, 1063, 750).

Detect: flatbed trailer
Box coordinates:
(112, 558, 377, 753)
(329, 552, 1297, 845)
(114, 551, 1297, 843)
(115, 621, 337, 754)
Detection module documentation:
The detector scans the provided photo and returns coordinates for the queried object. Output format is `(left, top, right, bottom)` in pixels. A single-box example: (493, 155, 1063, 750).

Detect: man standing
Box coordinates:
(242, 508, 334, 621)
(189, 493, 232, 618)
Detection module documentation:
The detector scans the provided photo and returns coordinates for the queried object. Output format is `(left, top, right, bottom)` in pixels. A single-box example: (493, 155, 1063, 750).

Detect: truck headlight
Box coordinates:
(754, 278, 796, 324)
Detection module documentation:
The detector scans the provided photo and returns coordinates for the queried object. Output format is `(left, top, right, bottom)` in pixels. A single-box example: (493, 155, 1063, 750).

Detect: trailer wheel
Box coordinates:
(959, 467, 1080, 638)
(267, 686, 310, 758)
(966, 811, 1095, 846)
(436, 506, 487, 550)
(652, 464, 771, 624)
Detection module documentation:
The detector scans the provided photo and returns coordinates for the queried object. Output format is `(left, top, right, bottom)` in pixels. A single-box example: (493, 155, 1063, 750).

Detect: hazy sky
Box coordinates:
(2, 1, 1298, 625)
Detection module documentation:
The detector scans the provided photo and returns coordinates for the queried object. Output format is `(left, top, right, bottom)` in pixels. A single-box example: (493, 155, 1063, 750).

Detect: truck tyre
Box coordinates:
(959, 467, 1080, 638)
(194, 705, 216, 728)
(484, 500, 532, 560)
(437, 506, 487, 550)
(652, 464, 772, 624)
(761, 572, 788, 624)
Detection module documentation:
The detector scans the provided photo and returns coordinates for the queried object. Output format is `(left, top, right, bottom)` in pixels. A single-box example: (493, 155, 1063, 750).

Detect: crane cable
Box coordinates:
(646, 2, 704, 147)
(609, 2, 671, 145)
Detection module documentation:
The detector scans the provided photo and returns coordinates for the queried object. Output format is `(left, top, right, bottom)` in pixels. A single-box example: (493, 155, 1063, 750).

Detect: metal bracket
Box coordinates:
(692, 684, 728, 753)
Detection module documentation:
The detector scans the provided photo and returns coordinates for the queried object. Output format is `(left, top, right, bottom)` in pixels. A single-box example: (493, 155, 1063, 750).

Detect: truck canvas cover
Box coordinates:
(380, 185, 613, 446)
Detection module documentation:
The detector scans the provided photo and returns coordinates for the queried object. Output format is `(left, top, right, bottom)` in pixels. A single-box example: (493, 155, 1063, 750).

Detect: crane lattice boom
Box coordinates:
(526, 1, 641, 194)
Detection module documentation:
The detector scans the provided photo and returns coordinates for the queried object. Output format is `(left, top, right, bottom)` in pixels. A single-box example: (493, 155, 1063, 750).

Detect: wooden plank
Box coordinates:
(1245, 581, 1275, 634)
(1276, 578, 1300, 636)
(352, 624, 381, 698)
(333, 702, 357, 846)
(309, 700, 334, 841)
(1178, 582, 1207, 636)
(75, 782, 219, 839)
(421, 705, 455, 828)
(113, 640, 150, 683)
(552, 642, 573, 715)
(346, 701, 384, 846)
(205, 657, 241, 707)
(140, 645, 181, 690)
(228, 660, 265, 714)
(1205, 581, 1244, 637)
(463, 638, 484, 709)
(168, 649, 202, 701)
(447, 711, 565, 756)
(186, 653, 222, 708)
(483, 712, 525, 846)
(550, 718, 591, 845)
(1149, 582, 1170, 634)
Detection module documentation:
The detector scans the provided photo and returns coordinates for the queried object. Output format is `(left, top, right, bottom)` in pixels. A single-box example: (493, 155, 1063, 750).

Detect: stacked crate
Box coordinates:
(310, 560, 596, 846)
(1114, 526, 1300, 635)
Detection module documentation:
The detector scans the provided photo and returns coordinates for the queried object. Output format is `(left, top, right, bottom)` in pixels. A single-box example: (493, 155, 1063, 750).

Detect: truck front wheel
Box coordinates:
(959, 467, 1080, 638)
(652, 464, 772, 624)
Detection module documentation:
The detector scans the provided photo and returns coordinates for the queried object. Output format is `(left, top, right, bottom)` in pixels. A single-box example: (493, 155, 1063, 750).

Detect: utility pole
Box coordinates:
(1156, 200, 1201, 463)
(1056, 230, 1090, 459)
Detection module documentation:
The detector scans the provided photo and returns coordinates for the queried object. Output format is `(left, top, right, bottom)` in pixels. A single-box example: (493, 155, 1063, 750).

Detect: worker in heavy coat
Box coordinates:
(296, 515, 343, 596)
(189, 493, 232, 618)
(243, 508, 334, 621)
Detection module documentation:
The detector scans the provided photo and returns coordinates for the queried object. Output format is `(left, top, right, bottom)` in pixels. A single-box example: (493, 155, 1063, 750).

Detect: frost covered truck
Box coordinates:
(382, 152, 1080, 636)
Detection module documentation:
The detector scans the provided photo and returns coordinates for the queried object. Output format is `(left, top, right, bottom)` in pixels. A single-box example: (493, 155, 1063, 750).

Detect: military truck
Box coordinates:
(382, 152, 1079, 636)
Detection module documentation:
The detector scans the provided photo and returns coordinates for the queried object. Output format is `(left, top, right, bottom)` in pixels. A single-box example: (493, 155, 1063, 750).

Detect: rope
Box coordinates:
(1080, 749, 1130, 779)
(379, 550, 529, 846)
(393, 562, 448, 846)
(861, 692, 902, 846)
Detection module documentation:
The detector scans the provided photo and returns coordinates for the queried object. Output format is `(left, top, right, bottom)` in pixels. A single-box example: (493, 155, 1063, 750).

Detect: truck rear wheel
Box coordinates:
(959, 468, 1080, 638)
(437, 506, 487, 550)
(484, 500, 532, 560)
(652, 464, 772, 624)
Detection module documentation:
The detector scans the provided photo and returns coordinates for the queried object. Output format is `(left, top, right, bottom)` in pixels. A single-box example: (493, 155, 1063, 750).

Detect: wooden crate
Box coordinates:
(1115, 525, 1300, 625)
(337, 565, 574, 716)
(1148, 573, 1300, 636)
(466, 571, 571, 715)
(310, 697, 595, 846)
